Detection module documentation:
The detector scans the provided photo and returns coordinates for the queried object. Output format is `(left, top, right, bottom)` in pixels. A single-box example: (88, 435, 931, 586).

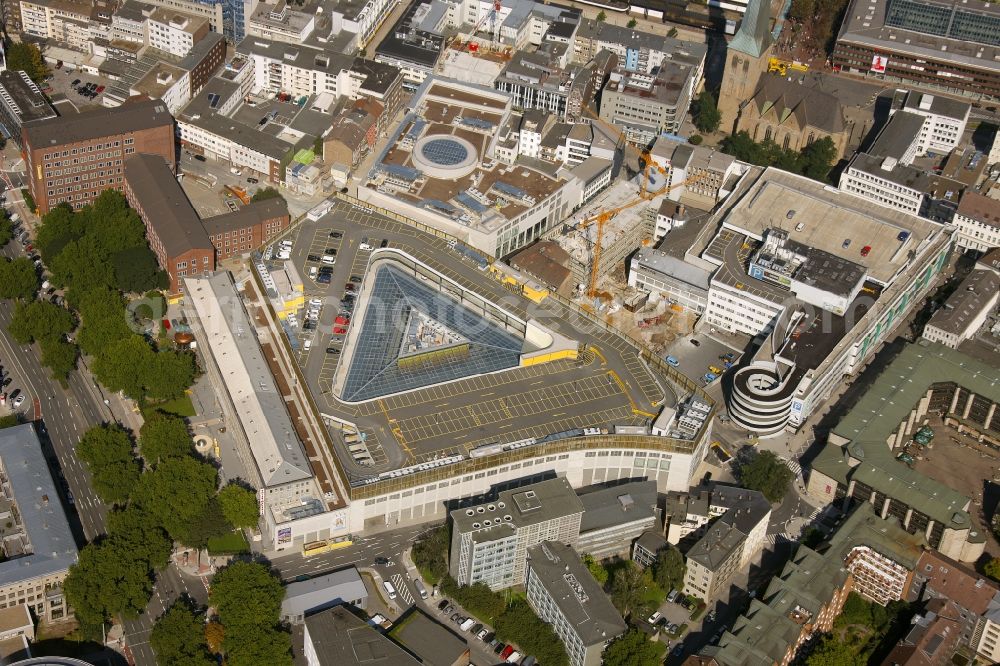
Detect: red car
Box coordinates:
(861, 245, 872, 257)
(96, 85, 105, 93)
(335, 315, 350, 325)
(500, 646, 514, 660)
(333, 326, 347, 335)
(344, 283, 356, 292)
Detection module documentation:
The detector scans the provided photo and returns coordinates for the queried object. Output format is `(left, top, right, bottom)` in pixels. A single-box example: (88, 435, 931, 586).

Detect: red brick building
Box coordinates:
(203, 198, 290, 261)
(123, 154, 214, 294)
(22, 97, 175, 214)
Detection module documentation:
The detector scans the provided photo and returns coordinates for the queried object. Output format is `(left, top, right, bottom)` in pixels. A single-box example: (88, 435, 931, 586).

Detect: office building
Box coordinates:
(22, 98, 175, 214)
(629, 248, 712, 316)
(691, 168, 951, 435)
(303, 606, 421, 666)
(832, 0, 1000, 101)
(123, 154, 215, 294)
(146, 7, 210, 57)
(449, 477, 584, 590)
(572, 20, 707, 77)
(576, 481, 659, 560)
(598, 58, 702, 142)
(808, 341, 996, 562)
(525, 542, 626, 666)
(680, 487, 770, 600)
(0, 71, 57, 150)
(907, 549, 1000, 660)
(203, 198, 290, 261)
(281, 566, 368, 623)
(0, 425, 78, 623)
(953, 191, 1000, 253)
(894, 90, 970, 156)
(922, 268, 999, 348)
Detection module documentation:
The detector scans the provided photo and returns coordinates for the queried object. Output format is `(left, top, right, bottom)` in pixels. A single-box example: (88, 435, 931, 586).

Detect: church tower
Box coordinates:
(718, 0, 774, 133)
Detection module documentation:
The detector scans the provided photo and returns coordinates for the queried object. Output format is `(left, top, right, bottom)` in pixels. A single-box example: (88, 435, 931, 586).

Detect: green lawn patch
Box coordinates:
(207, 530, 249, 555)
(148, 393, 196, 417)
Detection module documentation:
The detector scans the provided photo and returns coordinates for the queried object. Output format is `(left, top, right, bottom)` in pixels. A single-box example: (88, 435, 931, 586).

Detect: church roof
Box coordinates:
(746, 76, 845, 134)
(728, 0, 772, 58)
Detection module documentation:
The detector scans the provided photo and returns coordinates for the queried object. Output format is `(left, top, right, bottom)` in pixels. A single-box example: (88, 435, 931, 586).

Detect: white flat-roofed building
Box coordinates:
(526, 542, 626, 666)
(146, 7, 209, 57)
(183, 271, 348, 550)
(246, 1, 315, 43)
(691, 167, 952, 435)
(629, 248, 712, 315)
(896, 90, 971, 157)
(953, 191, 1000, 253)
(922, 268, 1000, 348)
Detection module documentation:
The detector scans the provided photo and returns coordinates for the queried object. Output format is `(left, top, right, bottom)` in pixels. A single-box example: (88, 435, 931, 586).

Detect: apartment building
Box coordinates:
(19, 0, 93, 51)
(808, 342, 996, 562)
(679, 487, 770, 600)
(632, 530, 669, 569)
(836, 509, 926, 606)
(449, 477, 584, 590)
(922, 268, 999, 348)
(649, 137, 744, 205)
(203, 197, 290, 261)
(22, 98, 176, 214)
(953, 191, 1000, 253)
(575, 481, 659, 560)
(907, 550, 1000, 662)
(123, 154, 215, 293)
(572, 19, 707, 77)
(0, 425, 79, 623)
(0, 71, 57, 150)
(147, 7, 210, 56)
(525, 542, 626, 666)
(139, 0, 224, 38)
(246, 1, 315, 43)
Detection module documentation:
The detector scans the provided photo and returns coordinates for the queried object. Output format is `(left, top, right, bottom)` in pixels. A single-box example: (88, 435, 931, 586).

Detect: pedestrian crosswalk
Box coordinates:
(392, 573, 415, 607)
(781, 456, 802, 476)
(764, 532, 798, 547)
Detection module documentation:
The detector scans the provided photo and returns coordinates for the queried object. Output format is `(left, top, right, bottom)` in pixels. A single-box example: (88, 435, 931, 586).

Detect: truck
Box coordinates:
(414, 579, 428, 599)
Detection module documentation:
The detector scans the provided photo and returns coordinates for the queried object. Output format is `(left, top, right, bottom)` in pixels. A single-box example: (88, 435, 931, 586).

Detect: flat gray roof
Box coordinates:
(579, 480, 658, 534)
(304, 606, 420, 666)
(387, 608, 469, 666)
(23, 97, 171, 148)
(868, 111, 925, 160)
(719, 167, 943, 285)
(631, 249, 711, 292)
(0, 70, 57, 125)
(526, 541, 627, 646)
(183, 272, 313, 487)
(0, 425, 78, 587)
(452, 477, 584, 543)
(282, 566, 367, 617)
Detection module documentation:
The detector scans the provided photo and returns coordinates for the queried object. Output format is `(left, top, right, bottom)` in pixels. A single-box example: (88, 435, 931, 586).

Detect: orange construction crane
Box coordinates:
(225, 184, 251, 205)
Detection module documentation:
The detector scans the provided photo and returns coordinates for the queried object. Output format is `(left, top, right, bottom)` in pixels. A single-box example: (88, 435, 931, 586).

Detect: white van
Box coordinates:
(230, 166, 243, 175)
(303, 339, 312, 351)
(383, 581, 397, 600)
(460, 618, 475, 632)
(321, 254, 336, 265)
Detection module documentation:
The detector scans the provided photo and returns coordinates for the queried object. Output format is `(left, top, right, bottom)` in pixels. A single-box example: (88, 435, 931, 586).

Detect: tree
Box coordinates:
(789, 0, 816, 22)
(205, 620, 225, 654)
(411, 524, 450, 584)
(610, 561, 655, 619)
(0, 257, 38, 301)
(800, 136, 838, 182)
(139, 410, 193, 464)
(986, 558, 1000, 582)
(582, 553, 608, 586)
(225, 627, 293, 666)
(251, 187, 284, 204)
(92, 335, 155, 399)
(7, 299, 75, 344)
(627, 18, 637, 28)
(0, 217, 12, 248)
(804, 634, 864, 666)
(653, 546, 685, 593)
(737, 450, 795, 503)
(64, 539, 154, 627)
(218, 483, 261, 529)
(210, 561, 285, 635)
(107, 506, 173, 571)
(133, 456, 219, 540)
(596, 10, 607, 21)
(152, 601, 215, 666)
(602, 629, 667, 666)
(76, 425, 141, 504)
(693, 91, 722, 134)
(145, 350, 197, 401)
(5, 42, 49, 82)
(40, 337, 78, 380)
(667, 27, 678, 37)
(494, 599, 568, 666)
(74, 287, 134, 357)
(112, 246, 168, 293)
(176, 498, 232, 550)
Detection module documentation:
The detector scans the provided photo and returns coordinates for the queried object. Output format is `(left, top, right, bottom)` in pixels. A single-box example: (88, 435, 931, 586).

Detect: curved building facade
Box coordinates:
(728, 362, 798, 437)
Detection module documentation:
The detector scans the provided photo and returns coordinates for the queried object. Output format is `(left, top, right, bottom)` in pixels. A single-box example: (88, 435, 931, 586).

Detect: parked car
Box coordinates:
(703, 372, 718, 382)
(476, 628, 489, 641)
(247, 177, 259, 184)
(494, 644, 507, 655)
(500, 645, 515, 660)
(450, 613, 461, 622)
(307, 254, 321, 262)
(333, 326, 347, 335)
(350, 275, 362, 283)
(194, 154, 207, 162)
(438, 599, 450, 611)
(12, 394, 24, 409)
(326, 347, 340, 354)
(96, 85, 105, 93)
(329, 231, 343, 238)
(647, 611, 662, 624)
(665, 355, 679, 367)
(374, 556, 393, 566)
(483, 632, 495, 644)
